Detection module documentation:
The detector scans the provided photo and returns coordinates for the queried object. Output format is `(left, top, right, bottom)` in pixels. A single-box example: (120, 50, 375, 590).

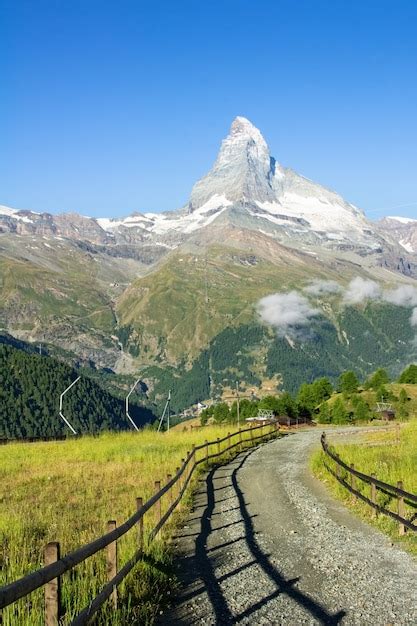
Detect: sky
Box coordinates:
(1, 0, 417, 220)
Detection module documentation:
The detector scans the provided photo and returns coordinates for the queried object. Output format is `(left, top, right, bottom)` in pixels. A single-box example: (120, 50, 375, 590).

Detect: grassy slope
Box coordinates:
(311, 421, 417, 555)
(0, 425, 275, 625)
(117, 243, 341, 364)
(0, 253, 115, 333)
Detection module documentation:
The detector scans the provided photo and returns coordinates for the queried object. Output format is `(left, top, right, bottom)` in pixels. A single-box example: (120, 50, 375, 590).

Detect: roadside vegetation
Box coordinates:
(311, 420, 417, 555)
(201, 364, 417, 426)
(0, 423, 275, 625)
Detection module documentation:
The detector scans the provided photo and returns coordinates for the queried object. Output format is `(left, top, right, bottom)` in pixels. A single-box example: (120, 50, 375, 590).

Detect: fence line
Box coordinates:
(320, 432, 417, 534)
(0, 422, 280, 624)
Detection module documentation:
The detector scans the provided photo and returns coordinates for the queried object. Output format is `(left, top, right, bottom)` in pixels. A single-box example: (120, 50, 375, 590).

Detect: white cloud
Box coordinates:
(304, 279, 342, 296)
(410, 308, 417, 327)
(342, 277, 382, 305)
(257, 291, 319, 337)
(383, 285, 417, 307)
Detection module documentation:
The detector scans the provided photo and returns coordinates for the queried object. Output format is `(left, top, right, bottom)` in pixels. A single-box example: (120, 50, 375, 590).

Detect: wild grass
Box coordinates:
(0, 424, 275, 624)
(311, 420, 417, 556)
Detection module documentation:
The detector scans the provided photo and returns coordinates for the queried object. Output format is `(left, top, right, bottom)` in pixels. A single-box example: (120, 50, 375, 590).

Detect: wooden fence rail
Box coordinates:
(0, 422, 280, 625)
(321, 432, 417, 534)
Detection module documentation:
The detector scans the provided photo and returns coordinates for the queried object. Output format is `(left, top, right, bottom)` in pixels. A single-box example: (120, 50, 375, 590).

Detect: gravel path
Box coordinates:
(161, 429, 417, 625)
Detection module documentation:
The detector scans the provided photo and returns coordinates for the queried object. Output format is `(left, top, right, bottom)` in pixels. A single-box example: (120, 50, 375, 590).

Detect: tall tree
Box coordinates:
(338, 371, 359, 395)
(398, 364, 417, 384)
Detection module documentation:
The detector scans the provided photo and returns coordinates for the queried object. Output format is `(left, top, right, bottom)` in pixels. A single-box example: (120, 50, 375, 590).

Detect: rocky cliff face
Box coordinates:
(189, 116, 276, 209)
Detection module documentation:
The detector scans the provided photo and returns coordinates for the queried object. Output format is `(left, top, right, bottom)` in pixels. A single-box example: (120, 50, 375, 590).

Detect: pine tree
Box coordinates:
(317, 402, 331, 424)
(338, 371, 359, 395)
(398, 364, 417, 384)
(331, 397, 349, 424)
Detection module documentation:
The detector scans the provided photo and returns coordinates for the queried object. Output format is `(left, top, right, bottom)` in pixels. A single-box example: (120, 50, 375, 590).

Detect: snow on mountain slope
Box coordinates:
(182, 116, 380, 248)
(96, 194, 232, 236)
(378, 216, 417, 253)
(1, 117, 414, 259)
(386, 216, 417, 224)
(0, 205, 36, 223)
(94, 116, 380, 249)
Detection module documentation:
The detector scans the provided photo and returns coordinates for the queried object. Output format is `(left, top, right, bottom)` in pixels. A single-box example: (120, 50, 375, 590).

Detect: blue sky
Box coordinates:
(1, 0, 416, 219)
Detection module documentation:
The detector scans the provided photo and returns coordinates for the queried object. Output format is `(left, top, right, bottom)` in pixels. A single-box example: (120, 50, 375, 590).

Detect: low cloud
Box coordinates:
(304, 279, 342, 296)
(258, 277, 417, 346)
(384, 285, 417, 307)
(257, 291, 319, 337)
(342, 277, 382, 305)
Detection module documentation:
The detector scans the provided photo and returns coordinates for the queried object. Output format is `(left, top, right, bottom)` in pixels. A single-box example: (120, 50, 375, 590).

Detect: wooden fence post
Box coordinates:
(371, 474, 377, 518)
(350, 464, 356, 501)
(155, 481, 162, 529)
(397, 481, 406, 536)
(176, 467, 181, 500)
(44, 541, 61, 626)
(136, 497, 144, 549)
(106, 521, 118, 610)
(191, 445, 196, 475)
(180, 460, 185, 498)
(186, 451, 191, 483)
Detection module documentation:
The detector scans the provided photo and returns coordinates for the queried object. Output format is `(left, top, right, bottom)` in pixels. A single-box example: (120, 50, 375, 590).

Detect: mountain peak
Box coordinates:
(229, 115, 265, 140)
(188, 116, 275, 210)
(221, 116, 270, 159)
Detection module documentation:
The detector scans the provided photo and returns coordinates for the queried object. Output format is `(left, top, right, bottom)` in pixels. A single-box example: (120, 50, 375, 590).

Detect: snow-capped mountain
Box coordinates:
(0, 116, 414, 260)
(95, 116, 382, 251)
(186, 116, 377, 249)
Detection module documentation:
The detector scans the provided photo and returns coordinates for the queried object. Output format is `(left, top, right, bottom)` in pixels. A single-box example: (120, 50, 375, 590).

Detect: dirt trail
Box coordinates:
(161, 429, 417, 625)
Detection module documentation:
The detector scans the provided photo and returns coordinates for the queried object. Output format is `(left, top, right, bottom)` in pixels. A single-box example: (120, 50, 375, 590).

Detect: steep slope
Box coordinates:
(0, 344, 155, 439)
(117, 226, 364, 365)
(378, 216, 417, 254)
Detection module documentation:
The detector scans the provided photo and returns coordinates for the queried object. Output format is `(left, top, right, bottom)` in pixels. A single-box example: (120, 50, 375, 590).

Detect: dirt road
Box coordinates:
(162, 429, 417, 625)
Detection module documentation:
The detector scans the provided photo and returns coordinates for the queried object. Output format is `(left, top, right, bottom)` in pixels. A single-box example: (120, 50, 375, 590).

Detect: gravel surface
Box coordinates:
(161, 429, 417, 625)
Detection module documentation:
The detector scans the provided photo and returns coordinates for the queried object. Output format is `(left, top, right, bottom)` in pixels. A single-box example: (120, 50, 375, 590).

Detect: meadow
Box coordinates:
(0, 424, 275, 625)
(311, 420, 417, 555)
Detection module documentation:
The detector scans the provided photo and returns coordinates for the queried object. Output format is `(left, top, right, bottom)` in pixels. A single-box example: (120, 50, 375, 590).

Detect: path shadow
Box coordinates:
(166, 446, 346, 625)
(230, 452, 346, 624)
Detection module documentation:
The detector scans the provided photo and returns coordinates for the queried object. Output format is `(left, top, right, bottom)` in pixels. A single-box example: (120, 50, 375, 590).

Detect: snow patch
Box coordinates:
(399, 239, 415, 253)
(387, 216, 417, 224)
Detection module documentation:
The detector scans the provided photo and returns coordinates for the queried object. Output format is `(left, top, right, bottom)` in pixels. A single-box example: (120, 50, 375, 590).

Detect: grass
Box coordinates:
(311, 420, 417, 556)
(0, 423, 277, 625)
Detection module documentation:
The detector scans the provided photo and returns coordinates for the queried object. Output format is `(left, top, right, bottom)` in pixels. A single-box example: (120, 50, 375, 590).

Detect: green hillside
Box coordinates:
(0, 345, 156, 439)
(134, 303, 417, 413)
(116, 242, 343, 364)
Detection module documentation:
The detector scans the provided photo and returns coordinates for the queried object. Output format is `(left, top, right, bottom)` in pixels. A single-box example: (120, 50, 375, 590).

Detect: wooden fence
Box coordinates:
(0, 422, 280, 625)
(321, 432, 417, 535)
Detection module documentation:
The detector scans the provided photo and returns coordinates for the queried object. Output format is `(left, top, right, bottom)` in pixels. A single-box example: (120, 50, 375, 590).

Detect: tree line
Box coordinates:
(0, 345, 156, 439)
(200, 364, 417, 426)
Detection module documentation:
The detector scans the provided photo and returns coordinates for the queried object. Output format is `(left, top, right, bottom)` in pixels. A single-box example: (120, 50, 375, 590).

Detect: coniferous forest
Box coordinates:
(0, 344, 155, 439)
